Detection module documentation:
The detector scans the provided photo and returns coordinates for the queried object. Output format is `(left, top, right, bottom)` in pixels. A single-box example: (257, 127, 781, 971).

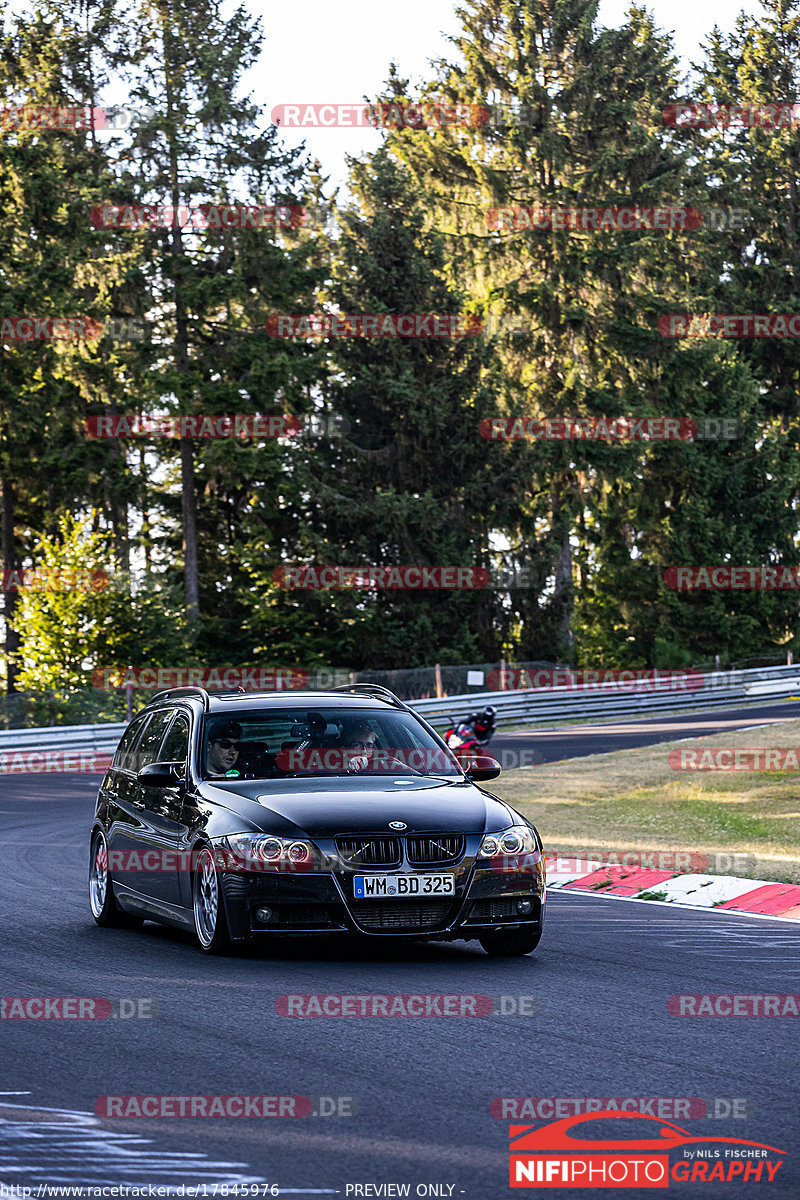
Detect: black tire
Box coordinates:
(479, 927, 542, 957)
(192, 846, 234, 954)
(89, 828, 143, 929)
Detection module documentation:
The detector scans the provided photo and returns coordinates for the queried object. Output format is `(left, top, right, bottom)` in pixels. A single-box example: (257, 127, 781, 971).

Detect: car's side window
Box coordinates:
(114, 715, 150, 771)
(159, 715, 190, 767)
(131, 709, 174, 773)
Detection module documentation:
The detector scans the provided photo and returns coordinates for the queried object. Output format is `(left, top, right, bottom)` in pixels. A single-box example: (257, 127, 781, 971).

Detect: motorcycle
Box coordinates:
(443, 706, 496, 763)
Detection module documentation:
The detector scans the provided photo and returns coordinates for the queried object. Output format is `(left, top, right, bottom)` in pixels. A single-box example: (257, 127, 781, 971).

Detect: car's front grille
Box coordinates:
(351, 900, 451, 931)
(467, 896, 541, 923)
(406, 834, 464, 864)
(336, 836, 401, 867)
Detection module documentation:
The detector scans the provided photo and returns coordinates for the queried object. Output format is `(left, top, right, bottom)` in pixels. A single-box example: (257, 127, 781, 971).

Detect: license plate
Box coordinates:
(354, 874, 455, 899)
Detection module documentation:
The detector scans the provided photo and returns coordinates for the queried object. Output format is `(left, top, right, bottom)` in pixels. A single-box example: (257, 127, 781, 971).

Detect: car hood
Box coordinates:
(197, 775, 516, 838)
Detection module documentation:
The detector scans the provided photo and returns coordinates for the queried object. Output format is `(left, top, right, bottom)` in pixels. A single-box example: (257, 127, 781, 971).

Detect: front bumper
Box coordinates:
(217, 840, 546, 941)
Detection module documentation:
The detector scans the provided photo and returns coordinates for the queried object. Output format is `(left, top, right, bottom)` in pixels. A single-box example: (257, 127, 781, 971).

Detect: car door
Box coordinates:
(127, 707, 184, 905)
(137, 711, 193, 908)
(105, 712, 155, 898)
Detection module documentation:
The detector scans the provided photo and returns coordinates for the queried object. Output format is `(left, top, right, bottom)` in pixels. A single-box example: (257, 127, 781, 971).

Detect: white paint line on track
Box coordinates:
(0, 1102, 263, 1188)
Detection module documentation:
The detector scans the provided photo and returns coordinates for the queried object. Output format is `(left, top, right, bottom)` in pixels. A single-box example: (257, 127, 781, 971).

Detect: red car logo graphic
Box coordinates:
(509, 1111, 786, 1188)
(511, 1110, 785, 1154)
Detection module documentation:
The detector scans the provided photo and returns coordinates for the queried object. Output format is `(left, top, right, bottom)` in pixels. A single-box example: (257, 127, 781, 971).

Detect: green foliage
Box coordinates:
(4, 0, 800, 691)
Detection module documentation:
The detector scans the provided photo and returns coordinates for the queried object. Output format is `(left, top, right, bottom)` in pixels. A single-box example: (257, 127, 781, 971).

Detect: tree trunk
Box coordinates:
(554, 530, 574, 657)
(163, 10, 199, 623)
(180, 436, 199, 621)
(1, 479, 21, 693)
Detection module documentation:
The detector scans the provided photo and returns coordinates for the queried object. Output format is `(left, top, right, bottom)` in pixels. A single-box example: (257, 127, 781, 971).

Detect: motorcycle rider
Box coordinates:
(471, 706, 496, 744)
(444, 705, 496, 760)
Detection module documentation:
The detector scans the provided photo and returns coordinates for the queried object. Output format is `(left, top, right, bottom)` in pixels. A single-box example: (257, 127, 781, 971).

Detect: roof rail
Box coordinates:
(329, 683, 407, 709)
(149, 686, 211, 710)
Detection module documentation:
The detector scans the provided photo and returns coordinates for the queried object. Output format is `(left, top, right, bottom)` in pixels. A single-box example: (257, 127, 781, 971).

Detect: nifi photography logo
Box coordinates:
(508, 1111, 786, 1188)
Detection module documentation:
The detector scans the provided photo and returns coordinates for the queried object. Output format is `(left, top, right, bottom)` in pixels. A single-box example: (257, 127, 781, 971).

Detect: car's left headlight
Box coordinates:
(217, 832, 326, 873)
(478, 825, 538, 857)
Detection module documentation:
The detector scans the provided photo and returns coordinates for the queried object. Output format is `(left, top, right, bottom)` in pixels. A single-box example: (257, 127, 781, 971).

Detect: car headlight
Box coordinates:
(219, 833, 324, 873)
(478, 825, 537, 857)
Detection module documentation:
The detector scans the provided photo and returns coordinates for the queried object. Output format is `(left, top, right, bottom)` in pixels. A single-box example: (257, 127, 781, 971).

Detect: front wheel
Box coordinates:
(89, 829, 142, 929)
(479, 927, 542, 957)
(192, 847, 233, 954)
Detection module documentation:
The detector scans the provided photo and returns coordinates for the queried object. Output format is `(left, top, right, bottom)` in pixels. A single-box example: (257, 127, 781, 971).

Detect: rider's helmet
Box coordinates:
(473, 706, 496, 737)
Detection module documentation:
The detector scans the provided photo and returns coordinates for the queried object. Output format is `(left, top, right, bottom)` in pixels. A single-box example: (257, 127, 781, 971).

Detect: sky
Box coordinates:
(253, 0, 767, 191)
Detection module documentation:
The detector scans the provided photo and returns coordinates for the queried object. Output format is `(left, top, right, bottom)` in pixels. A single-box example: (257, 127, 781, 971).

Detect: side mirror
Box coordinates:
(464, 755, 502, 782)
(137, 761, 184, 788)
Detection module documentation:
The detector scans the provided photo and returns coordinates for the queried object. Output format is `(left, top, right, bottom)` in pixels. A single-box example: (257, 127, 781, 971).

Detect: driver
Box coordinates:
(206, 720, 242, 777)
(342, 719, 380, 771)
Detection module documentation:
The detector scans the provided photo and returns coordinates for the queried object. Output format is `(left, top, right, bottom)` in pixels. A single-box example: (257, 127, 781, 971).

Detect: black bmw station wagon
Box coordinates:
(89, 685, 546, 955)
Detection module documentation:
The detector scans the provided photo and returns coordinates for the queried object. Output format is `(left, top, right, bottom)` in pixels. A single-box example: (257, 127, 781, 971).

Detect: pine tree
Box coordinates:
(381, 0, 696, 661)
(257, 147, 508, 669)
(109, 0, 325, 637)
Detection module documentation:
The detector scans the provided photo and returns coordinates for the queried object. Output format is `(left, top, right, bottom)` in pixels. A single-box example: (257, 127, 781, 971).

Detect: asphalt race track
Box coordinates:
(2, 704, 799, 1198)
(490, 697, 800, 765)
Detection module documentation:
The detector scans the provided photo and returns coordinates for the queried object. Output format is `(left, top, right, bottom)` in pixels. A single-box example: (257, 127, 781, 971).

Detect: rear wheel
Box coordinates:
(479, 927, 542, 957)
(192, 846, 233, 954)
(89, 829, 142, 929)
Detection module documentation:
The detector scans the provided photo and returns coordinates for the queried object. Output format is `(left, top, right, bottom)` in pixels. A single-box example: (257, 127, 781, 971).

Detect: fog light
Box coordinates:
(516, 898, 533, 915)
(256, 906, 274, 923)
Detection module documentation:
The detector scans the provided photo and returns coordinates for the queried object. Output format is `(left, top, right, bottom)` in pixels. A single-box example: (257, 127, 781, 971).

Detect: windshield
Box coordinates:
(201, 707, 463, 781)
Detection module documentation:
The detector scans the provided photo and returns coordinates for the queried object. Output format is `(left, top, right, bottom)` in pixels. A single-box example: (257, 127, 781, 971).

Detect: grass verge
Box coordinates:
(489, 718, 800, 885)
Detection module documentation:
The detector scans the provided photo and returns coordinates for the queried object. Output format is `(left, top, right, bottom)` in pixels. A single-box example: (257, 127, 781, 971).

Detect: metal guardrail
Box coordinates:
(0, 721, 126, 758)
(0, 665, 797, 755)
(408, 665, 800, 729)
